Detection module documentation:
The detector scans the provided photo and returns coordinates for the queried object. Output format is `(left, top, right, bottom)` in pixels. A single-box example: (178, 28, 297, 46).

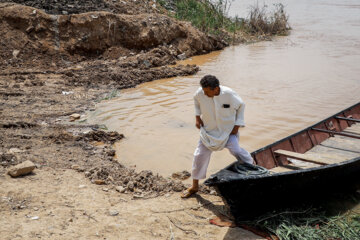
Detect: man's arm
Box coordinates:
(194, 96, 203, 129)
(231, 96, 246, 135)
(196, 115, 204, 129)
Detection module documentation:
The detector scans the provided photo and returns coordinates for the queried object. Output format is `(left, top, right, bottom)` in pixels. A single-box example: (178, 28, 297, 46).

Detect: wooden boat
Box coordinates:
(204, 102, 360, 221)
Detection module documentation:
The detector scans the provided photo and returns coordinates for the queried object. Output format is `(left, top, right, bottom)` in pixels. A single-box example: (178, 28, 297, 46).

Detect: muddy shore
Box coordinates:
(0, 1, 264, 239)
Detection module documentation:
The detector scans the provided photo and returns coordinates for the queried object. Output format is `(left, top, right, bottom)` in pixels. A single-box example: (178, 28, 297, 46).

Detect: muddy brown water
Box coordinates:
(87, 0, 360, 179)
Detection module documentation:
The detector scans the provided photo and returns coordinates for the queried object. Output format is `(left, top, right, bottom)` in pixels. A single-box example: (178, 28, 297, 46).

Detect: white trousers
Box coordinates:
(192, 134, 254, 180)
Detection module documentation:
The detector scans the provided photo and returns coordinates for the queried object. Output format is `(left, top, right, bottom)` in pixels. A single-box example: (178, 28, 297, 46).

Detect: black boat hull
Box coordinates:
(205, 157, 360, 221)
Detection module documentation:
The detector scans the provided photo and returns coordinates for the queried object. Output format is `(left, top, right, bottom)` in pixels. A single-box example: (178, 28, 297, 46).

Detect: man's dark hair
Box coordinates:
(200, 75, 220, 89)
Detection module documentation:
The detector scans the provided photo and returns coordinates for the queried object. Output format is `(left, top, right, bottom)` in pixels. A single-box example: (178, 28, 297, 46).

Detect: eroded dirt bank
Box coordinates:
(0, 1, 261, 239)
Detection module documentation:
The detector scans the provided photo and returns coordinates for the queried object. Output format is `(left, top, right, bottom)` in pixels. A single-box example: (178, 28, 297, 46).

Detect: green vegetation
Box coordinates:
(162, 0, 290, 38)
(244, 209, 360, 240)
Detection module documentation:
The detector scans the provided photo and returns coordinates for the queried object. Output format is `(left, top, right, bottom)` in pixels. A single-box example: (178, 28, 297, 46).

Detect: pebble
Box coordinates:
(115, 186, 126, 193)
(102, 188, 109, 192)
(33, 207, 39, 211)
(109, 210, 119, 216)
(31, 216, 39, 220)
(94, 179, 105, 185)
(78, 185, 86, 189)
(69, 113, 80, 121)
(12, 50, 20, 58)
(71, 165, 80, 170)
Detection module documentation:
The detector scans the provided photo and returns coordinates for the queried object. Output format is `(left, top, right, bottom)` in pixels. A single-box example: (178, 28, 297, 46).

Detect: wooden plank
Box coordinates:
(274, 150, 330, 165)
(312, 128, 360, 139)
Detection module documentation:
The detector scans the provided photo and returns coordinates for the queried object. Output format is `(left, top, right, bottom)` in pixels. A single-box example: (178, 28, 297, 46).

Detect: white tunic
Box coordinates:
(194, 86, 245, 151)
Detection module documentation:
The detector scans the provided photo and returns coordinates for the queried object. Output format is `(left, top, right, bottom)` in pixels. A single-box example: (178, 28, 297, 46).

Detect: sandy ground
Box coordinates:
(0, 168, 264, 240)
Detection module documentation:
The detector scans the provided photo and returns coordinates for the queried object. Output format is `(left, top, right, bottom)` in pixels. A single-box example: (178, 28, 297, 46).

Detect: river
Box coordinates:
(87, 0, 360, 178)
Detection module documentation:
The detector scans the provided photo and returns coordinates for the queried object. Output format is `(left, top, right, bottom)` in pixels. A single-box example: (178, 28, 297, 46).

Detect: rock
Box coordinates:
(78, 185, 86, 189)
(31, 216, 39, 220)
(7, 160, 36, 177)
(115, 186, 126, 193)
(177, 53, 186, 60)
(84, 171, 91, 177)
(8, 148, 23, 154)
(12, 50, 20, 58)
(102, 188, 109, 192)
(33, 207, 39, 211)
(69, 113, 81, 121)
(127, 181, 134, 191)
(71, 164, 80, 170)
(109, 210, 119, 216)
(107, 176, 114, 182)
(94, 179, 105, 185)
(210, 190, 217, 195)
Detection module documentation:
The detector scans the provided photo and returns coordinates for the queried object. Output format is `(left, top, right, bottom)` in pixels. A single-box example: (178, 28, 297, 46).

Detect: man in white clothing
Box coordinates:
(181, 75, 254, 198)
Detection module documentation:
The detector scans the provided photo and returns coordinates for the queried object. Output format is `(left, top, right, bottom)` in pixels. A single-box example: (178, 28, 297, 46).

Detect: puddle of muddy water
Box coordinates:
(87, 0, 360, 178)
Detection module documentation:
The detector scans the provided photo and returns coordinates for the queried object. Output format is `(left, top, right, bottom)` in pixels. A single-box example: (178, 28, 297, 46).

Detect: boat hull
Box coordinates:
(205, 157, 360, 221)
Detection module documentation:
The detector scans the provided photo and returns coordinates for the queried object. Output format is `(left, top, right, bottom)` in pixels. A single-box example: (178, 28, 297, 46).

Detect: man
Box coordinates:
(181, 75, 254, 198)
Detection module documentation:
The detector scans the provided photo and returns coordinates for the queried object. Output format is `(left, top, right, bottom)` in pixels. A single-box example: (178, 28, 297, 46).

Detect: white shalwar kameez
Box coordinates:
(192, 86, 254, 180)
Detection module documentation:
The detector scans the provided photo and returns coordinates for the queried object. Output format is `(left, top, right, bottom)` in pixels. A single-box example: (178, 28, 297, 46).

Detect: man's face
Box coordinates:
(202, 87, 220, 98)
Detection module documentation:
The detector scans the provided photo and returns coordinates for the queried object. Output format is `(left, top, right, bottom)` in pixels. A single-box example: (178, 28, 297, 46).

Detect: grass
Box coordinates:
(240, 192, 360, 240)
(254, 210, 360, 240)
(245, 3, 290, 36)
(161, 0, 290, 39)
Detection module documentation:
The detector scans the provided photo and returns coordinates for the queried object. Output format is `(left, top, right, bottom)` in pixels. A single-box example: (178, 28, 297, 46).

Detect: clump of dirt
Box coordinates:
(86, 165, 185, 193)
(81, 130, 124, 144)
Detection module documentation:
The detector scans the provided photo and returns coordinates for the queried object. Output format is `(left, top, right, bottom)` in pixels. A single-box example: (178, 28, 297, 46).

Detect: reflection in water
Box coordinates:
(88, 0, 360, 177)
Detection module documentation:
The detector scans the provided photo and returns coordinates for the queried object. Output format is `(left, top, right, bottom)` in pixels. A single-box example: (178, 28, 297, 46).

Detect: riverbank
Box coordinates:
(0, 1, 281, 238)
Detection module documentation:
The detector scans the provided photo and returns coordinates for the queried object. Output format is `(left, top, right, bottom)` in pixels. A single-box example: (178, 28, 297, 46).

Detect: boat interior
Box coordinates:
(249, 103, 360, 174)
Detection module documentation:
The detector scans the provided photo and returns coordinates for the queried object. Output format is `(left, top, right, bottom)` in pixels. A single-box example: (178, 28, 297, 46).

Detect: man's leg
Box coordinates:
(190, 140, 212, 191)
(225, 135, 254, 164)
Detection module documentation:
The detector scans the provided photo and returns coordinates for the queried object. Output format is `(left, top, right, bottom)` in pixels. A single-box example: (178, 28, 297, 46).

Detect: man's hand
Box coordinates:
(230, 125, 240, 135)
(195, 116, 204, 129)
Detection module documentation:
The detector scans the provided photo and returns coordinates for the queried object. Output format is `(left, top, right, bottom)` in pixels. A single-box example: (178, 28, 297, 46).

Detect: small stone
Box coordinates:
(127, 181, 134, 191)
(33, 207, 39, 211)
(71, 165, 80, 170)
(115, 186, 126, 193)
(8, 148, 23, 154)
(12, 50, 20, 58)
(109, 210, 119, 216)
(107, 176, 114, 182)
(84, 171, 91, 177)
(78, 185, 86, 189)
(94, 179, 105, 185)
(69, 114, 80, 121)
(177, 53, 186, 60)
(68, 218, 73, 222)
(26, 26, 34, 33)
(102, 188, 109, 192)
(31, 216, 39, 220)
(7, 160, 36, 177)
(210, 190, 217, 195)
